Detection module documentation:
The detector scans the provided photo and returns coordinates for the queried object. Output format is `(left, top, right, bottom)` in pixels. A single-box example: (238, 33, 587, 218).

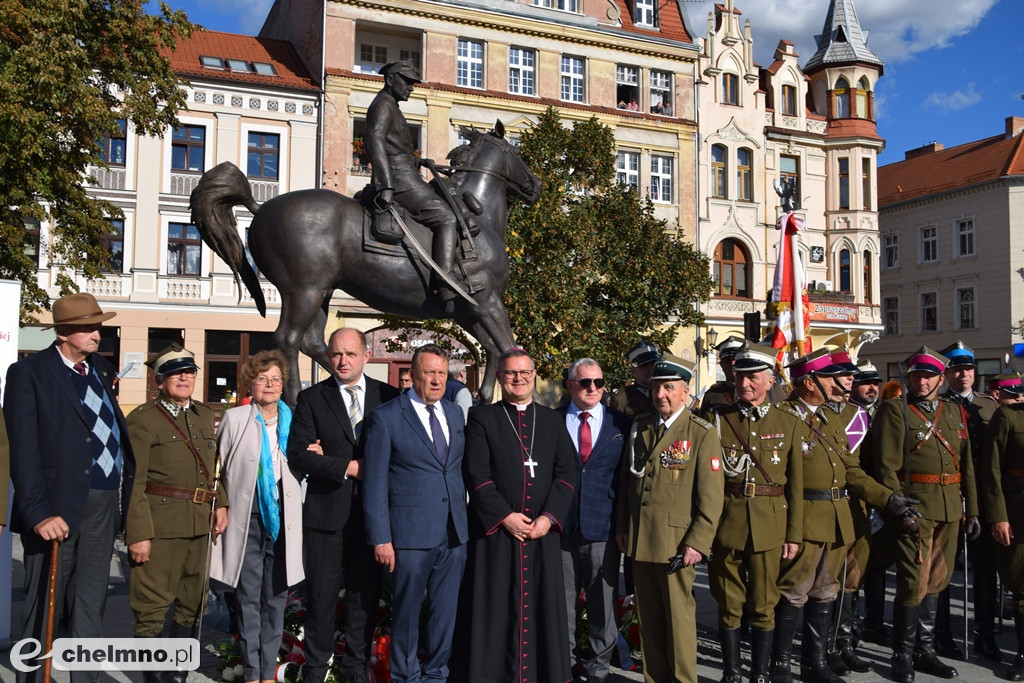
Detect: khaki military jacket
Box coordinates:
(872, 397, 978, 523)
(709, 402, 806, 552)
(945, 390, 998, 460)
(696, 382, 734, 419)
(980, 403, 1024, 527)
(617, 408, 724, 562)
(125, 399, 225, 544)
(610, 383, 654, 419)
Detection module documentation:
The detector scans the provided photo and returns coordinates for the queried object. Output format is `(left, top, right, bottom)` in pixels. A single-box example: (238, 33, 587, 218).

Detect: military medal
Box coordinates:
(771, 448, 780, 465)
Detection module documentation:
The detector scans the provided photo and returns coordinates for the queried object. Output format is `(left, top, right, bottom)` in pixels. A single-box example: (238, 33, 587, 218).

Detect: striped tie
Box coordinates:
(346, 385, 363, 438)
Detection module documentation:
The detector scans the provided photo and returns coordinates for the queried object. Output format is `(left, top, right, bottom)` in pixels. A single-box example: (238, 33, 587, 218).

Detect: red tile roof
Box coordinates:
(167, 30, 318, 92)
(878, 130, 1024, 206)
(614, 0, 693, 43)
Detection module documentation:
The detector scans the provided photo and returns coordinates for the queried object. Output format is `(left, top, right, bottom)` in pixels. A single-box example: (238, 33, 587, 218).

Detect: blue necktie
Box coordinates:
(426, 404, 449, 465)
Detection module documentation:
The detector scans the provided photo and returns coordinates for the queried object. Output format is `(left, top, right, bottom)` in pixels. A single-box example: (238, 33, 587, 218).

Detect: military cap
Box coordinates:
(853, 359, 881, 384)
(379, 59, 422, 83)
(650, 353, 694, 384)
(788, 348, 843, 380)
(987, 372, 1024, 396)
(147, 343, 199, 376)
(627, 340, 660, 367)
(829, 346, 859, 373)
(940, 340, 976, 368)
(715, 335, 746, 360)
(904, 347, 948, 375)
(732, 343, 777, 373)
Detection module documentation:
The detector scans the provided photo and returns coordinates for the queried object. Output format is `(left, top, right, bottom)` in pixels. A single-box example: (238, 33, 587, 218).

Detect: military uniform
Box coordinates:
(618, 402, 724, 683)
(698, 381, 734, 417)
(610, 382, 653, 418)
(125, 397, 224, 636)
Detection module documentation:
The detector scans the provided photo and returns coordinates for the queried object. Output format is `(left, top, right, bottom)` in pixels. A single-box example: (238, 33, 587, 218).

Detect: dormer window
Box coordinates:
(635, 0, 656, 28)
(781, 84, 797, 116)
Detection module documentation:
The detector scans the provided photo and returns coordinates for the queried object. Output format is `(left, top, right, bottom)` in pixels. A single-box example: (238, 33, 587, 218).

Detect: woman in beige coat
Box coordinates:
(211, 350, 304, 683)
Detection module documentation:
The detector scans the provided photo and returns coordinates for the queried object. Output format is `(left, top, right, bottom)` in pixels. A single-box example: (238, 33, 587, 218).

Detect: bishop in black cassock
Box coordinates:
(457, 349, 576, 683)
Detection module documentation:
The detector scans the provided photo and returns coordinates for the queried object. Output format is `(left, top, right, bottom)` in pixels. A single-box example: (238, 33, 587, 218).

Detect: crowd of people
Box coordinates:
(5, 292, 1024, 683)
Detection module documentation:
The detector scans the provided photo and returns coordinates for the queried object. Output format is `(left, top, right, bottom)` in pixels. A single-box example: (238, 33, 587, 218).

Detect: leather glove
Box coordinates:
(964, 515, 982, 542)
(898, 514, 920, 537)
(667, 552, 685, 575)
(884, 492, 922, 520)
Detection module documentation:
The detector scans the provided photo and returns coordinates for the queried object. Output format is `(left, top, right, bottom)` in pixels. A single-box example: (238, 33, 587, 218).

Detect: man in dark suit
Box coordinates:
(558, 358, 630, 683)
(288, 328, 400, 683)
(5, 293, 135, 683)
(362, 344, 468, 683)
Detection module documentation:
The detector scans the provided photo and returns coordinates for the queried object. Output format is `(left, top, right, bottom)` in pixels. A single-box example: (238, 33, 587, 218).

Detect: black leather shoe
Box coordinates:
(1007, 653, 1024, 682)
(974, 630, 1004, 663)
(913, 651, 958, 679)
(915, 594, 958, 678)
(934, 633, 965, 661)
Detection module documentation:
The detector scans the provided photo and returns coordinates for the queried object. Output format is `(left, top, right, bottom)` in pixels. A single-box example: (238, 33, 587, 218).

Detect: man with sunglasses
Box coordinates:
(558, 359, 631, 682)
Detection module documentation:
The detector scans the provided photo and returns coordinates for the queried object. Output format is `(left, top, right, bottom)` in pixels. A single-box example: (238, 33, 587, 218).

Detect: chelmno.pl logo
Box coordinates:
(11, 638, 200, 672)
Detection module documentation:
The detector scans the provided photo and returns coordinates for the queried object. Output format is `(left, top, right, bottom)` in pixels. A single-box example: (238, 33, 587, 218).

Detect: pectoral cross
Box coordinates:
(524, 455, 538, 479)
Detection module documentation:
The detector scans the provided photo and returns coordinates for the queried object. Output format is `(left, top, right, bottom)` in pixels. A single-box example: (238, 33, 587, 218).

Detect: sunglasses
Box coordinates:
(574, 378, 605, 390)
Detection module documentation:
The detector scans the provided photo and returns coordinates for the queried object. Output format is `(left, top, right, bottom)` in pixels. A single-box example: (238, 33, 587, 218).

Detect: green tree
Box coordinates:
(0, 0, 193, 321)
(505, 107, 713, 388)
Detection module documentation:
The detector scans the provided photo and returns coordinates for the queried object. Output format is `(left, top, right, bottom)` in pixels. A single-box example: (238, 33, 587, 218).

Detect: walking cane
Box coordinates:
(43, 539, 60, 683)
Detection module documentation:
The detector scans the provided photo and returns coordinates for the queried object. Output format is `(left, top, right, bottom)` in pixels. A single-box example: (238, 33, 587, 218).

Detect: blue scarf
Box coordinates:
(255, 401, 291, 541)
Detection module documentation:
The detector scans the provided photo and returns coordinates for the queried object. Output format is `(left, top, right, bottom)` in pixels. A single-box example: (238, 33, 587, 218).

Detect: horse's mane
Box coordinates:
(447, 127, 487, 168)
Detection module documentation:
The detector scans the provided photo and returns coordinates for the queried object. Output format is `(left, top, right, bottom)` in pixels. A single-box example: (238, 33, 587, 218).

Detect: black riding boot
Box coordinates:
(829, 591, 872, 673)
(750, 627, 773, 683)
(915, 594, 959, 679)
(934, 585, 964, 660)
(167, 621, 194, 683)
(720, 626, 743, 683)
(1007, 606, 1024, 682)
(862, 567, 892, 645)
(800, 600, 843, 683)
(770, 599, 800, 683)
(973, 570, 1003, 663)
(136, 634, 166, 683)
(891, 602, 918, 683)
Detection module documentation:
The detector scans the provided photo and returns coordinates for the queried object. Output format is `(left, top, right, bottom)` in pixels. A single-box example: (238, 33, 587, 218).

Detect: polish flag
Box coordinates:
(770, 211, 810, 354)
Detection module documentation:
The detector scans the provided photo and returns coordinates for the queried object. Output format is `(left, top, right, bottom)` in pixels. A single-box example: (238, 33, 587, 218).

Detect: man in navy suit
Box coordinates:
(5, 293, 135, 683)
(363, 344, 468, 683)
(287, 328, 401, 683)
(559, 358, 631, 683)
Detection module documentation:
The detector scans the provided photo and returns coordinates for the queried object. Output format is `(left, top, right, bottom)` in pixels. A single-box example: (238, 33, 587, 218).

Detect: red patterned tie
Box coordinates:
(73, 362, 86, 377)
(579, 411, 592, 463)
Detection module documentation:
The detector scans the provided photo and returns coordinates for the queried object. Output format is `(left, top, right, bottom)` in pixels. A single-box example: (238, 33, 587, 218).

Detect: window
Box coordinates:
(956, 219, 975, 257)
(616, 65, 639, 109)
(508, 48, 535, 96)
(205, 330, 275, 405)
(635, 0, 655, 27)
(253, 62, 277, 76)
(780, 155, 799, 209)
(200, 55, 224, 69)
(227, 59, 251, 73)
(398, 49, 422, 70)
(713, 239, 750, 297)
(101, 219, 124, 273)
(861, 158, 871, 210)
(101, 119, 127, 167)
(920, 291, 938, 332)
(956, 286, 976, 330)
(920, 225, 938, 263)
(781, 84, 797, 116)
(883, 296, 899, 335)
(617, 150, 639, 191)
(863, 250, 873, 303)
(737, 148, 752, 201)
(834, 77, 850, 118)
(884, 234, 898, 268)
(722, 73, 738, 105)
(24, 217, 41, 263)
(650, 70, 672, 115)
(171, 125, 205, 173)
(359, 43, 388, 73)
(168, 222, 201, 276)
(532, 0, 579, 10)
(856, 77, 870, 118)
(712, 144, 728, 198)
(650, 155, 672, 203)
(560, 56, 585, 103)
(838, 157, 849, 209)
(839, 249, 851, 293)
(247, 132, 279, 179)
(457, 39, 483, 89)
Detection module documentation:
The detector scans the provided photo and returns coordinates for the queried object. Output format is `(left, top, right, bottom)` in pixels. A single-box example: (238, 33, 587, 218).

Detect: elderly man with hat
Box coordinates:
(704, 343, 808, 683)
(125, 344, 226, 676)
(5, 293, 136, 683)
(698, 335, 746, 416)
(872, 347, 980, 682)
(771, 349, 913, 683)
(616, 354, 724, 683)
(611, 340, 660, 418)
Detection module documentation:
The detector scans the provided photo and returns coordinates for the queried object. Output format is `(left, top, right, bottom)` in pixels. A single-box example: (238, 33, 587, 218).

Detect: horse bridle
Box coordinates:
(448, 135, 536, 200)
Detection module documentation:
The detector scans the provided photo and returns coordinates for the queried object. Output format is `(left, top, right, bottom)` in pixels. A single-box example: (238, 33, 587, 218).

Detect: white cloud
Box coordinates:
(921, 84, 981, 112)
(685, 0, 998, 66)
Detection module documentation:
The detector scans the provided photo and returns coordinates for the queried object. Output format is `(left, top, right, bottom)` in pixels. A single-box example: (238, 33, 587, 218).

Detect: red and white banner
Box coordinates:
(770, 212, 810, 354)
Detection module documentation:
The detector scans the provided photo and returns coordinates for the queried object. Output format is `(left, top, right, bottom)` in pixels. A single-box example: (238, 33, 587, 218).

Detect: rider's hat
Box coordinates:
(380, 60, 422, 84)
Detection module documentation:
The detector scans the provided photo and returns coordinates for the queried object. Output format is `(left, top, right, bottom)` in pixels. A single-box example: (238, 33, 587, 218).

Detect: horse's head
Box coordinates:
(449, 121, 542, 205)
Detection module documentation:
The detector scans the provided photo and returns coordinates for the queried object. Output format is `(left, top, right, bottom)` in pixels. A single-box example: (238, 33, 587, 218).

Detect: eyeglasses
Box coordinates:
(573, 378, 605, 390)
(499, 369, 535, 379)
(166, 369, 197, 378)
(254, 376, 283, 386)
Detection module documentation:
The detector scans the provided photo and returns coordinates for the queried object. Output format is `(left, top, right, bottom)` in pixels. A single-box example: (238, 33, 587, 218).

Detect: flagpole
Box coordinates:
(790, 224, 805, 357)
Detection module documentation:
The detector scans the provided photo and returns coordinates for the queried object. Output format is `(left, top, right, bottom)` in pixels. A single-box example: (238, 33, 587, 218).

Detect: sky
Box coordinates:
(162, 0, 1023, 167)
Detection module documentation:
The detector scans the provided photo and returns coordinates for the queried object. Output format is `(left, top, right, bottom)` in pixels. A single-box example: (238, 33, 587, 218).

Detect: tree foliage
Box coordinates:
(0, 0, 193, 321)
(505, 107, 714, 388)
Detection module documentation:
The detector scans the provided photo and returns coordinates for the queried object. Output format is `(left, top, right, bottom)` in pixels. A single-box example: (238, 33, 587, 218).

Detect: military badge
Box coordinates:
(710, 456, 721, 472)
(661, 440, 692, 479)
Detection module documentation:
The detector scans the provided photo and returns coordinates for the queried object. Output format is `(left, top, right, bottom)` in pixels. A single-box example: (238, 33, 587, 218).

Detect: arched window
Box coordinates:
(863, 249, 872, 303)
(839, 248, 851, 293)
(856, 77, 870, 118)
(781, 84, 797, 116)
(712, 144, 728, 198)
(722, 73, 738, 105)
(713, 239, 750, 298)
(834, 77, 850, 118)
(737, 148, 752, 201)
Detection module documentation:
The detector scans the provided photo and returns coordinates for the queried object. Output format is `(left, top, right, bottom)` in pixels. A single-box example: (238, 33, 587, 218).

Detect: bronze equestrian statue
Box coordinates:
(189, 64, 540, 405)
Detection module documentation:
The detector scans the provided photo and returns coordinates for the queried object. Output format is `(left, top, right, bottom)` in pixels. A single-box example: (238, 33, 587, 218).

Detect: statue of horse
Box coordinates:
(189, 121, 541, 404)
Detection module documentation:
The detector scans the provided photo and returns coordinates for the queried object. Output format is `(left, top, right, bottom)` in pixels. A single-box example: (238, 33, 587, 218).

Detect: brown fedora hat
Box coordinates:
(47, 293, 116, 328)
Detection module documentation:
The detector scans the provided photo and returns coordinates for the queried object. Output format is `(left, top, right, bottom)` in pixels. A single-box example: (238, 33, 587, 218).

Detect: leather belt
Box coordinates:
(896, 472, 961, 485)
(804, 487, 847, 501)
(1006, 468, 1024, 479)
(145, 483, 216, 504)
(725, 482, 785, 498)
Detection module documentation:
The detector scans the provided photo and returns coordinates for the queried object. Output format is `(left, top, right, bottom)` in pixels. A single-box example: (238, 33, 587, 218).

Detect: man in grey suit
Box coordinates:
(362, 344, 468, 683)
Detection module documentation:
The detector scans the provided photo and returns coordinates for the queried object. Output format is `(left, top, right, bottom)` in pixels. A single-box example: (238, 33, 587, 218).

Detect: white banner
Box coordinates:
(0, 278, 20, 646)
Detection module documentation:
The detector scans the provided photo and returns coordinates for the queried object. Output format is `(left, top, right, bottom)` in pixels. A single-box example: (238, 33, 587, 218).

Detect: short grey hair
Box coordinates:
(448, 358, 466, 377)
(568, 358, 601, 381)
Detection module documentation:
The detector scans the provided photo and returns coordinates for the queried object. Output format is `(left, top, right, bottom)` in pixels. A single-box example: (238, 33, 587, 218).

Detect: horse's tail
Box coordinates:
(189, 162, 267, 316)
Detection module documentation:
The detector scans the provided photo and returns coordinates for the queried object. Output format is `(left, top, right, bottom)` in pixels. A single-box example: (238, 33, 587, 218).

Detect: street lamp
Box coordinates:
(697, 327, 719, 358)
